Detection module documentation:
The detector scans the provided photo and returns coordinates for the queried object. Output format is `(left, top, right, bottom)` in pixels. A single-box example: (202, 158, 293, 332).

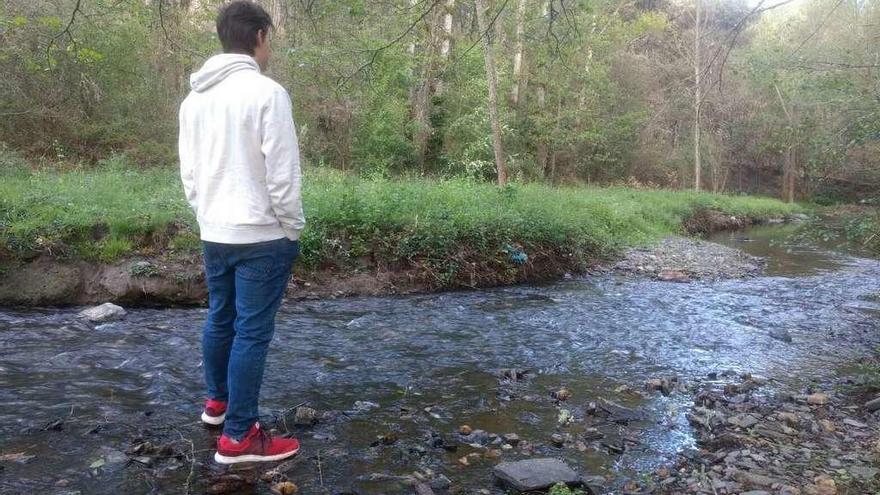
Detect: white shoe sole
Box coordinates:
(201, 411, 226, 426)
(213, 447, 300, 465)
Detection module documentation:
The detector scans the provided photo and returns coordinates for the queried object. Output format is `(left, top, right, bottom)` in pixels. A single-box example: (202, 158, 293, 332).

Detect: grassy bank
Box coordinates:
(0, 162, 802, 289)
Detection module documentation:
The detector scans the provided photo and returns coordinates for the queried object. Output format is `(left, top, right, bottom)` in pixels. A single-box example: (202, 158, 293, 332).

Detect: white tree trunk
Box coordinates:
(475, 0, 508, 185)
(693, 0, 702, 191)
(441, 0, 455, 58)
(511, 0, 527, 107)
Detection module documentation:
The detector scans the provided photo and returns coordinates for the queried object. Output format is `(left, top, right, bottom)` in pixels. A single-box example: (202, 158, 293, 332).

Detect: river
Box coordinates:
(1, 224, 878, 494)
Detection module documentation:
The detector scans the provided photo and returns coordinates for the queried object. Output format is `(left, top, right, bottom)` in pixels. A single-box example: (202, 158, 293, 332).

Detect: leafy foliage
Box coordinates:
(1, 0, 875, 200)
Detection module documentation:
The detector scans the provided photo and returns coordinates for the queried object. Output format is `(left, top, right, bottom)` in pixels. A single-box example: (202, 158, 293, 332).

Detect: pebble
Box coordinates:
(270, 481, 298, 495)
(552, 388, 572, 401)
(778, 412, 800, 427)
(502, 433, 520, 445)
(414, 483, 435, 495)
(818, 419, 836, 433)
(352, 400, 379, 412)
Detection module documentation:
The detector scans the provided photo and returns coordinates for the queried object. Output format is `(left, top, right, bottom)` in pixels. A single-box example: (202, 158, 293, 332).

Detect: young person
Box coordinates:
(178, 0, 305, 464)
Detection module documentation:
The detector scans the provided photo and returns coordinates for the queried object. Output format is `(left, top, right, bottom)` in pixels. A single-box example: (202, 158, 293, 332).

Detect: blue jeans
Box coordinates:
(201, 237, 299, 440)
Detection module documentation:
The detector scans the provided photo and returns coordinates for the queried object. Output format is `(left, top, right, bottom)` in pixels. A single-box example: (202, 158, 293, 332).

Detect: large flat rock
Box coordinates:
(493, 458, 580, 492)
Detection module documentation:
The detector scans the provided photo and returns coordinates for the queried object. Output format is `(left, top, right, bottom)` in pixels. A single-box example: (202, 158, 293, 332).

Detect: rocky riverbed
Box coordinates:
(1, 222, 879, 495)
(643, 373, 880, 495)
(612, 237, 765, 281)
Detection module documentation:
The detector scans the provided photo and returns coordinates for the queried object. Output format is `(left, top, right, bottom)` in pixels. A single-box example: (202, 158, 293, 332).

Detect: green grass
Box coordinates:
(0, 163, 802, 286)
(0, 160, 190, 260)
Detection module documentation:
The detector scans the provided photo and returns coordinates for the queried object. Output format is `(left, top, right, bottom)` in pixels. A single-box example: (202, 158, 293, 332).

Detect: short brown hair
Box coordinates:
(216, 1, 273, 55)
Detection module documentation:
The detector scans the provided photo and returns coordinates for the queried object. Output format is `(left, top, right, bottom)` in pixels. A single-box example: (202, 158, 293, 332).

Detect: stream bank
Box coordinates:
(0, 210, 802, 307)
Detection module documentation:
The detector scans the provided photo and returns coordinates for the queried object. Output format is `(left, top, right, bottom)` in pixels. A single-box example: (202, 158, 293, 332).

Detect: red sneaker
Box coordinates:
(201, 399, 227, 426)
(214, 423, 300, 464)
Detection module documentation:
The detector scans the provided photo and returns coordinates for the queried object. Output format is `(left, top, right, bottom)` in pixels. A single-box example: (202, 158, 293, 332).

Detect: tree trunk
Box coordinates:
(412, 80, 433, 173)
(409, 0, 439, 174)
(441, 0, 455, 58)
(511, 0, 527, 107)
(785, 147, 796, 202)
(693, 0, 702, 191)
(536, 82, 548, 177)
(475, 0, 508, 185)
(774, 83, 796, 203)
(258, 0, 286, 39)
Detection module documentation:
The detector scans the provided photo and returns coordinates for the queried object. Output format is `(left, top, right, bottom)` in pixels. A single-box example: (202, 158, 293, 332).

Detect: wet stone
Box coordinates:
(502, 433, 521, 445)
(849, 465, 878, 480)
(657, 269, 691, 283)
(293, 406, 318, 426)
(552, 388, 572, 401)
(493, 458, 580, 492)
(499, 369, 529, 381)
(78, 303, 127, 323)
(429, 474, 452, 490)
(769, 328, 793, 343)
(582, 428, 603, 441)
(777, 412, 799, 427)
(466, 429, 490, 445)
(414, 483, 435, 495)
(728, 414, 759, 429)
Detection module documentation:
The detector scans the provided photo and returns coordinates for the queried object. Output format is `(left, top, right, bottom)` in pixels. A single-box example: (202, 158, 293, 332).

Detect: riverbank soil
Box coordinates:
(0, 209, 798, 306)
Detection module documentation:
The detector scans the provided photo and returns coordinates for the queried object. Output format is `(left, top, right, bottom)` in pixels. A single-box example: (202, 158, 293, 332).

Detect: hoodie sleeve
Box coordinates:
(178, 101, 198, 213)
(261, 86, 306, 240)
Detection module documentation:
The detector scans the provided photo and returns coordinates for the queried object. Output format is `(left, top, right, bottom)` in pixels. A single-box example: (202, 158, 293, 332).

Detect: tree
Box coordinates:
(511, 0, 527, 108)
(693, 0, 703, 191)
(474, 0, 508, 185)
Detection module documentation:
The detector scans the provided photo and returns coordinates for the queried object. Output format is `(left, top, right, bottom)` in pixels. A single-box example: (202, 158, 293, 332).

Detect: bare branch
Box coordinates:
(157, 0, 208, 58)
(788, 0, 846, 59)
(45, 0, 83, 66)
(706, 0, 800, 89)
(336, 0, 444, 90)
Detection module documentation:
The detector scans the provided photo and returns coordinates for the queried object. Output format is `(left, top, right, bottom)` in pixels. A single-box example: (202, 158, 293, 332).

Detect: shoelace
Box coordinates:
(254, 427, 273, 452)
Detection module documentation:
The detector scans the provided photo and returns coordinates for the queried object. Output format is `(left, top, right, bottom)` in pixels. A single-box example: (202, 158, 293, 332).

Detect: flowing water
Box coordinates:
(1, 225, 879, 494)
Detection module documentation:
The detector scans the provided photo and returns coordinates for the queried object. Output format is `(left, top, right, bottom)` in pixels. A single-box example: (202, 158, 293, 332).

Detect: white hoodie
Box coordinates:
(179, 53, 305, 244)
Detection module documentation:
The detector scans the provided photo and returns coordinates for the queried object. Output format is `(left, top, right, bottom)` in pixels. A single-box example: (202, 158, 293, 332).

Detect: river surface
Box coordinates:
(1, 225, 879, 494)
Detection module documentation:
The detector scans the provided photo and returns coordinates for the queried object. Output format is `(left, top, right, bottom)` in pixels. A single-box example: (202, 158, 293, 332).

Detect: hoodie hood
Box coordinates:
(189, 54, 260, 92)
